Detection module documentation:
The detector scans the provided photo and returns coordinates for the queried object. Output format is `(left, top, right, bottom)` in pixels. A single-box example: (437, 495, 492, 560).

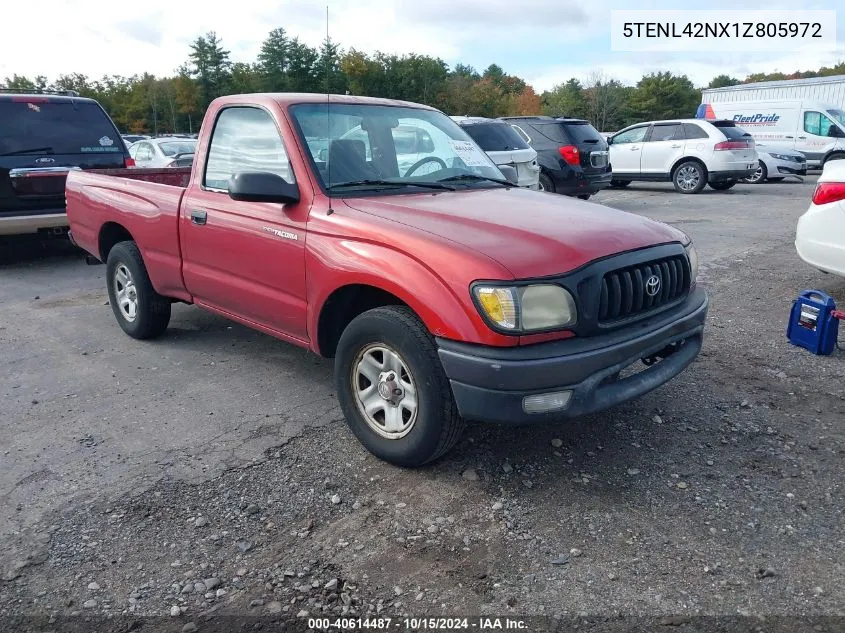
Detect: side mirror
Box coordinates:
(606, 136, 613, 145)
(499, 165, 519, 185)
(318, 148, 328, 161)
(227, 172, 300, 204)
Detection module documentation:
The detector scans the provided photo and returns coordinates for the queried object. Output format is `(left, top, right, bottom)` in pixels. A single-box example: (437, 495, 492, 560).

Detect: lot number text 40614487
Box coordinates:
(307, 617, 529, 630)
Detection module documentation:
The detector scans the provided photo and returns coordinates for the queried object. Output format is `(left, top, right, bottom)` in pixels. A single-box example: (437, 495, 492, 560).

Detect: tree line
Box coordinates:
(3, 28, 844, 135)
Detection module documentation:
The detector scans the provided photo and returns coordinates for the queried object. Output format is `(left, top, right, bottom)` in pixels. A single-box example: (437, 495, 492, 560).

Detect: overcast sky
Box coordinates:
(2, 0, 843, 91)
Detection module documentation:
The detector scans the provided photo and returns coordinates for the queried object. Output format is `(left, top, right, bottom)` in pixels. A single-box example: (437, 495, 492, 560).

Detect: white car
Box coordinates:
(608, 119, 758, 193)
(451, 116, 540, 189)
(795, 159, 845, 277)
(742, 143, 808, 184)
(128, 137, 197, 168)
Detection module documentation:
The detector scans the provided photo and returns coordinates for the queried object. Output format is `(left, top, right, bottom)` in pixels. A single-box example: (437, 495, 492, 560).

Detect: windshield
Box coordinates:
(461, 122, 529, 151)
(828, 109, 845, 127)
(290, 103, 504, 192)
(158, 140, 196, 157)
(0, 100, 122, 155)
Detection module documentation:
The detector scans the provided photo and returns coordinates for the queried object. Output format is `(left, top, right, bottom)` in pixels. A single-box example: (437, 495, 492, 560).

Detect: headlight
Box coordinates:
(473, 284, 577, 333)
(685, 242, 699, 283)
(770, 153, 795, 161)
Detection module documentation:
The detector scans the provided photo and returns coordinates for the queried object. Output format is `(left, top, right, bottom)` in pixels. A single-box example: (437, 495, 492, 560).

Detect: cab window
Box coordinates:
(803, 111, 837, 137)
(204, 107, 293, 190)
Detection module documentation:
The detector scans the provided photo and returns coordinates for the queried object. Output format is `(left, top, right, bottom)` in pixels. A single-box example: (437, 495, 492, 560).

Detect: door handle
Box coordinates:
(798, 136, 807, 140)
(671, 144, 682, 148)
(190, 209, 207, 225)
(630, 146, 640, 151)
(785, 135, 794, 139)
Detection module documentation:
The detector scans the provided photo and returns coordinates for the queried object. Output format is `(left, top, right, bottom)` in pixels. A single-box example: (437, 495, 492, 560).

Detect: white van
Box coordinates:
(696, 100, 845, 168)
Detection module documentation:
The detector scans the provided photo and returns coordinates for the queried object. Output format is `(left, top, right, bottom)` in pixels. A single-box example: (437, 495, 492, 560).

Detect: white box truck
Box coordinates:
(699, 76, 845, 168)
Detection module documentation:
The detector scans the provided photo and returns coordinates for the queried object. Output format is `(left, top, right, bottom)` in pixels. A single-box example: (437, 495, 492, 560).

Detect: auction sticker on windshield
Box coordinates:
(449, 139, 489, 167)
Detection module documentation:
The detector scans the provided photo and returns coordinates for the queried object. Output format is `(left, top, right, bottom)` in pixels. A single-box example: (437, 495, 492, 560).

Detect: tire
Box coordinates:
(742, 160, 767, 184)
(610, 179, 631, 187)
(106, 241, 171, 340)
(577, 194, 591, 200)
(671, 160, 707, 194)
(538, 173, 555, 193)
(334, 305, 464, 467)
(767, 177, 785, 182)
(708, 180, 737, 191)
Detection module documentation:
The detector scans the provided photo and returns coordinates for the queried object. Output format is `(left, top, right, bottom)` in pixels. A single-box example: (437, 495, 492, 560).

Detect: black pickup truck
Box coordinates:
(0, 90, 131, 237)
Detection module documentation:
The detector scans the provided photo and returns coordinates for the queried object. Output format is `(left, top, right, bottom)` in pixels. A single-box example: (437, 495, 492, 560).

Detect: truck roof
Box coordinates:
(702, 74, 845, 94)
(214, 93, 439, 110)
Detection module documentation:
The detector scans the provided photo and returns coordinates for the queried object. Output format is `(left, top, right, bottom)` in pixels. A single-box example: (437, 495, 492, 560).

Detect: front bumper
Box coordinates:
(437, 287, 708, 424)
(776, 164, 807, 176)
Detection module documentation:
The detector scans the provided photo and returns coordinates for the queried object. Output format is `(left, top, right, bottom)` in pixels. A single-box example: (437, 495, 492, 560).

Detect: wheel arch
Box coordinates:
(98, 222, 135, 262)
(670, 156, 708, 180)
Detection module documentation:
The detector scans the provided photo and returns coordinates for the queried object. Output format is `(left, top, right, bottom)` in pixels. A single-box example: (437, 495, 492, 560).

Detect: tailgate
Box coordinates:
(488, 148, 539, 187)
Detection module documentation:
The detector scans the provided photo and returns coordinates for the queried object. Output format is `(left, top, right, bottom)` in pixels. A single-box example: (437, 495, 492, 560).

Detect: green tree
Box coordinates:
(542, 79, 587, 118)
(257, 28, 289, 91)
(2, 74, 37, 90)
(708, 74, 740, 89)
(285, 37, 319, 92)
(583, 72, 629, 132)
(229, 63, 259, 95)
(188, 31, 231, 108)
(628, 71, 699, 121)
(317, 37, 346, 94)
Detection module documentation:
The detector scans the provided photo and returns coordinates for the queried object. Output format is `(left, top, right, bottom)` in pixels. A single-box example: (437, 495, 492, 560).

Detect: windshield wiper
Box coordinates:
(326, 179, 455, 191)
(437, 174, 512, 187)
(0, 146, 55, 156)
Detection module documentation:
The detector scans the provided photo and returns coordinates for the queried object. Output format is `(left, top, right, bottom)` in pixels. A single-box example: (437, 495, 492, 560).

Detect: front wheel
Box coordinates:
(672, 161, 707, 194)
(106, 241, 171, 339)
(708, 180, 737, 191)
(334, 306, 464, 467)
(538, 173, 555, 193)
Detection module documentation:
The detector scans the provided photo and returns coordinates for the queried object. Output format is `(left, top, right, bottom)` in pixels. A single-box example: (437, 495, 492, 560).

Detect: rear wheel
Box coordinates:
(742, 160, 767, 184)
(538, 173, 555, 193)
(106, 241, 171, 339)
(334, 305, 463, 467)
(577, 194, 591, 200)
(824, 152, 845, 165)
(672, 161, 707, 194)
(610, 179, 631, 188)
(708, 180, 737, 191)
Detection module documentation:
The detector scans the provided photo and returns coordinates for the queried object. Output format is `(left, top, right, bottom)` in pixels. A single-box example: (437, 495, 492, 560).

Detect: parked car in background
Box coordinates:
(129, 137, 197, 168)
(65, 93, 706, 467)
(451, 116, 540, 189)
(795, 159, 845, 277)
(742, 143, 807, 183)
(0, 89, 132, 236)
(122, 134, 150, 145)
(499, 116, 611, 200)
(608, 119, 757, 193)
(696, 97, 845, 168)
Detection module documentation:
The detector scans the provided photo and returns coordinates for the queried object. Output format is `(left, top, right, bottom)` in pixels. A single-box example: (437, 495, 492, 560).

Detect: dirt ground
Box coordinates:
(1, 177, 843, 633)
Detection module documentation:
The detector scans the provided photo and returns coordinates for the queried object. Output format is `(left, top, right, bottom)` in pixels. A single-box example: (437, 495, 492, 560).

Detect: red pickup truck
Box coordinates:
(66, 93, 708, 467)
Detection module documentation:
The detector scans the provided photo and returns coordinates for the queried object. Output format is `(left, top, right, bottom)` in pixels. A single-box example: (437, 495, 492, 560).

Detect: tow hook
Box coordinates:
(642, 341, 682, 366)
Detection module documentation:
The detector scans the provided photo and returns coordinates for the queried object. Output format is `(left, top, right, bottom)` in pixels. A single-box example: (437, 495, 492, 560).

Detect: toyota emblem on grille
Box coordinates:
(645, 275, 661, 297)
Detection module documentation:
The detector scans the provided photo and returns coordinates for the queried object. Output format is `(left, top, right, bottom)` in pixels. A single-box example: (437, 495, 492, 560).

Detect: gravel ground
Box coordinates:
(1, 177, 843, 632)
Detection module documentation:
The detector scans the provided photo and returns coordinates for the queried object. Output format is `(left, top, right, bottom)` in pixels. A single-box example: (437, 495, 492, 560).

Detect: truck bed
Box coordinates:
(66, 167, 192, 301)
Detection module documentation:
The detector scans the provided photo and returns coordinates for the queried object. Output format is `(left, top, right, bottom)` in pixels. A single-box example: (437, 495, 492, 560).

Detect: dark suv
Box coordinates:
(0, 90, 131, 237)
(499, 116, 612, 199)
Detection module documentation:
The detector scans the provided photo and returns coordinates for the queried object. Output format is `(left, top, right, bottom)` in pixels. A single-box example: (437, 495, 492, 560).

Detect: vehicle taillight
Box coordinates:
(812, 182, 845, 205)
(125, 157, 136, 168)
(714, 140, 752, 151)
(559, 145, 580, 166)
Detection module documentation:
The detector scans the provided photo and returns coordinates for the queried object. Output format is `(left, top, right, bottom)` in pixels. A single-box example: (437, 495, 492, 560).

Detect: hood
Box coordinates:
(342, 187, 687, 279)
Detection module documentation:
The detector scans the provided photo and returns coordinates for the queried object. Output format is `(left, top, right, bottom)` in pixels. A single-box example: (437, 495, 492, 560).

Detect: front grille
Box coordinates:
(598, 255, 690, 323)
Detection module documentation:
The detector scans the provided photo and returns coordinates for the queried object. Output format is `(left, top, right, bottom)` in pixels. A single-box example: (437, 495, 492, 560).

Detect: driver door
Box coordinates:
(180, 105, 310, 343)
